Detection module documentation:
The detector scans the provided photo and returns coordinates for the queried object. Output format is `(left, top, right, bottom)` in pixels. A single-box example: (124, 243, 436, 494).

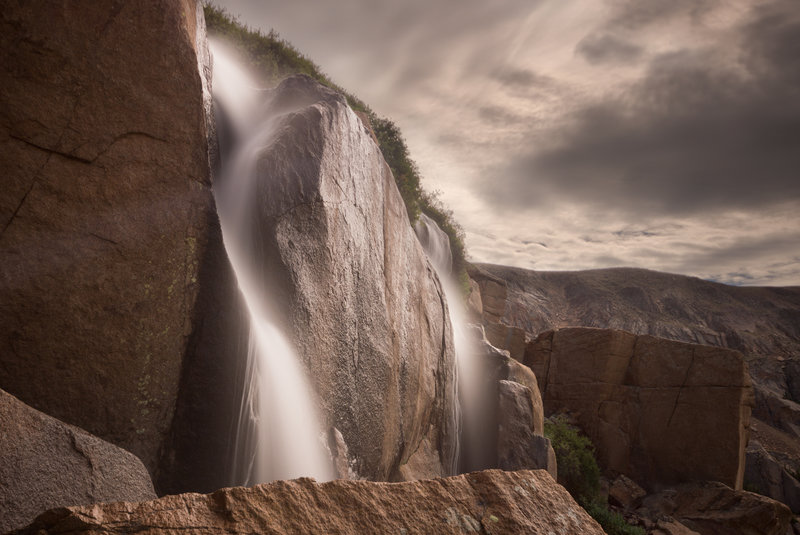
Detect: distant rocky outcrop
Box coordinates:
(12, 470, 604, 535)
(526, 327, 753, 490)
(472, 263, 800, 508)
(0, 389, 156, 533)
(0, 0, 214, 475)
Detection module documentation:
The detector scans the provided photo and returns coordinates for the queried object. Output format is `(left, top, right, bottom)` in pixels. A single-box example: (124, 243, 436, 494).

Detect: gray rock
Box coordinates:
(497, 380, 557, 479)
(0, 389, 156, 533)
(745, 440, 800, 513)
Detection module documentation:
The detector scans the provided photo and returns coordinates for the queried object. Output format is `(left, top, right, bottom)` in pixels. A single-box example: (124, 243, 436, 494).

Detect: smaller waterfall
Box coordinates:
(210, 41, 333, 485)
(414, 214, 492, 474)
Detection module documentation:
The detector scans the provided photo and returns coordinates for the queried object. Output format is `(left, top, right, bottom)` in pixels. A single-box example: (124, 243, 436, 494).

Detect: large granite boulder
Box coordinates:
(12, 470, 605, 535)
(0, 0, 213, 474)
(0, 389, 156, 533)
(525, 327, 754, 490)
(228, 75, 457, 481)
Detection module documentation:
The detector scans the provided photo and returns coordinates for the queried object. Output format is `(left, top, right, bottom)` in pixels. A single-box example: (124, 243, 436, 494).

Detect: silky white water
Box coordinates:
(210, 41, 332, 485)
(414, 214, 491, 473)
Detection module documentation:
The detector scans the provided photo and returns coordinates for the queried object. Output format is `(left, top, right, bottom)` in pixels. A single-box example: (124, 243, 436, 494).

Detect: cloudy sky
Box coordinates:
(216, 0, 800, 286)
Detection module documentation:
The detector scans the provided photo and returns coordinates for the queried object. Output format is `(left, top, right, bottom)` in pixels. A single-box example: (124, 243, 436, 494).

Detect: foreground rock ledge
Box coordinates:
(13, 470, 604, 535)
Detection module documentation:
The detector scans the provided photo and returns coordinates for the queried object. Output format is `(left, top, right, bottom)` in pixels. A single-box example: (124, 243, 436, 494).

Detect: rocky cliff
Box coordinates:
(214, 75, 457, 482)
(12, 470, 604, 535)
(0, 0, 214, 474)
(527, 327, 754, 490)
(471, 263, 800, 509)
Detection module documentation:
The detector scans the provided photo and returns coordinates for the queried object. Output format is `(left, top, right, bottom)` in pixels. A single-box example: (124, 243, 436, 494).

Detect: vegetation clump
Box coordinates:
(545, 415, 645, 535)
(203, 4, 467, 277)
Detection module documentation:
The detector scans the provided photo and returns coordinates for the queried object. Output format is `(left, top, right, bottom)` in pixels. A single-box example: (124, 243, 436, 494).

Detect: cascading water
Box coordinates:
(414, 214, 493, 473)
(210, 41, 333, 485)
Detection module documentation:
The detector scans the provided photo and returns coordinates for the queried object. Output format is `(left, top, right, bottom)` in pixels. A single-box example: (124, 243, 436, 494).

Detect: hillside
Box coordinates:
(472, 263, 800, 480)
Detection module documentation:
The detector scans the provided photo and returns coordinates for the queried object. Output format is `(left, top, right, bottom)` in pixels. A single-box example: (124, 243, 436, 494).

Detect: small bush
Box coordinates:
(544, 415, 601, 505)
(545, 415, 645, 535)
(583, 502, 646, 535)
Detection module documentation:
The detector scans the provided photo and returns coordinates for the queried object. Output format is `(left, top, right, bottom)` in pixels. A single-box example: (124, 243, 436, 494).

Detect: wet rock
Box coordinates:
(239, 74, 457, 480)
(497, 380, 557, 478)
(13, 470, 605, 535)
(0, 0, 213, 473)
(0, 389, 156, 533)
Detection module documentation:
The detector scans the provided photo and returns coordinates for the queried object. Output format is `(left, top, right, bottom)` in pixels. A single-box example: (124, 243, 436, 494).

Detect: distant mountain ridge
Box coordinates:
(475, 263, 800, 368)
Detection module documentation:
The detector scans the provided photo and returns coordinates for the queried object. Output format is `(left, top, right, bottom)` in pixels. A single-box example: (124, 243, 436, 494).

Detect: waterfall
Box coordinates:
(414, 214, 491, 474)
(210, 41, 333, 485)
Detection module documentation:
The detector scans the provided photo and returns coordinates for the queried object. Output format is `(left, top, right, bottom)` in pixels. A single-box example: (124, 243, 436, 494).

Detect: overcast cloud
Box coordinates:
(217, 0, 800, 286)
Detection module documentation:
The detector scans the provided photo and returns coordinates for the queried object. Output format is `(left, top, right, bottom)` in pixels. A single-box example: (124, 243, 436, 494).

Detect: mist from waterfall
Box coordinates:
(210, 41, 333, 485)
(414, 214, 492, 474)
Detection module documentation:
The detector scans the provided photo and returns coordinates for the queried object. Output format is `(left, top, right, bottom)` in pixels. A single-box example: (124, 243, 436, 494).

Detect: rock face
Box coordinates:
(0, 389, 156, 533)
(526, 327, 754, 490)
(13, 470, 605, 535)
(744, 440, 800, 513)
(0, 0, 213, 474)
(230, 75, 457, 481)
(638, 481, 791, 535)
(497, 380, 557, 479)
(459, 328, 553, 477)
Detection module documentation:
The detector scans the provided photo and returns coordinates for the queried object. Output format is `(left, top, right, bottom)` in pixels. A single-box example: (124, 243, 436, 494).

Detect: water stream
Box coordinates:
(414, 214, 491, 473)
(210, 42, 333, 486)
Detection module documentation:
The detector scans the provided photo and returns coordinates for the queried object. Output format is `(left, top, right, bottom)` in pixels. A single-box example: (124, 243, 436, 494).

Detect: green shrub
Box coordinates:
(583, 502, 646, 535)
(545, 415, 645, 535)
(544, 415, 601, 505)
(204, 3, 467, 277)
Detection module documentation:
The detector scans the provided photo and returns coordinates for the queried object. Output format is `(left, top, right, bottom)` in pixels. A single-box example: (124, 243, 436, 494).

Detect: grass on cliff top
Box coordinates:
(203, 3, 467, 276)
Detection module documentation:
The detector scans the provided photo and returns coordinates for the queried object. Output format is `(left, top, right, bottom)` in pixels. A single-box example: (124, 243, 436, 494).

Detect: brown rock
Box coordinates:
(0, 389, 156, 533)
(0, 0, 213, 473)
(497, 380, 557, 479)
(467, 264, 508, 323)
(526, 327, 754, 490)
(237, 75, 457, 480)
(13, 470, 605, 535)
(639, 481, 791, 535)
(608, 474, 647, 509)
(485, 321, 528, 361)
(651, 520, 701, 535)
(466, 278, 483, 321)
(744, 440, 800, 513)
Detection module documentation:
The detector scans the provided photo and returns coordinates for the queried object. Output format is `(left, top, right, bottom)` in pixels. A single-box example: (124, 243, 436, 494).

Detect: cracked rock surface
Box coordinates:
(526, 327, 754, 490)
(0, 389, 156, 533)
(0, 0, 213, 473)
(12, 469, 603, 535)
